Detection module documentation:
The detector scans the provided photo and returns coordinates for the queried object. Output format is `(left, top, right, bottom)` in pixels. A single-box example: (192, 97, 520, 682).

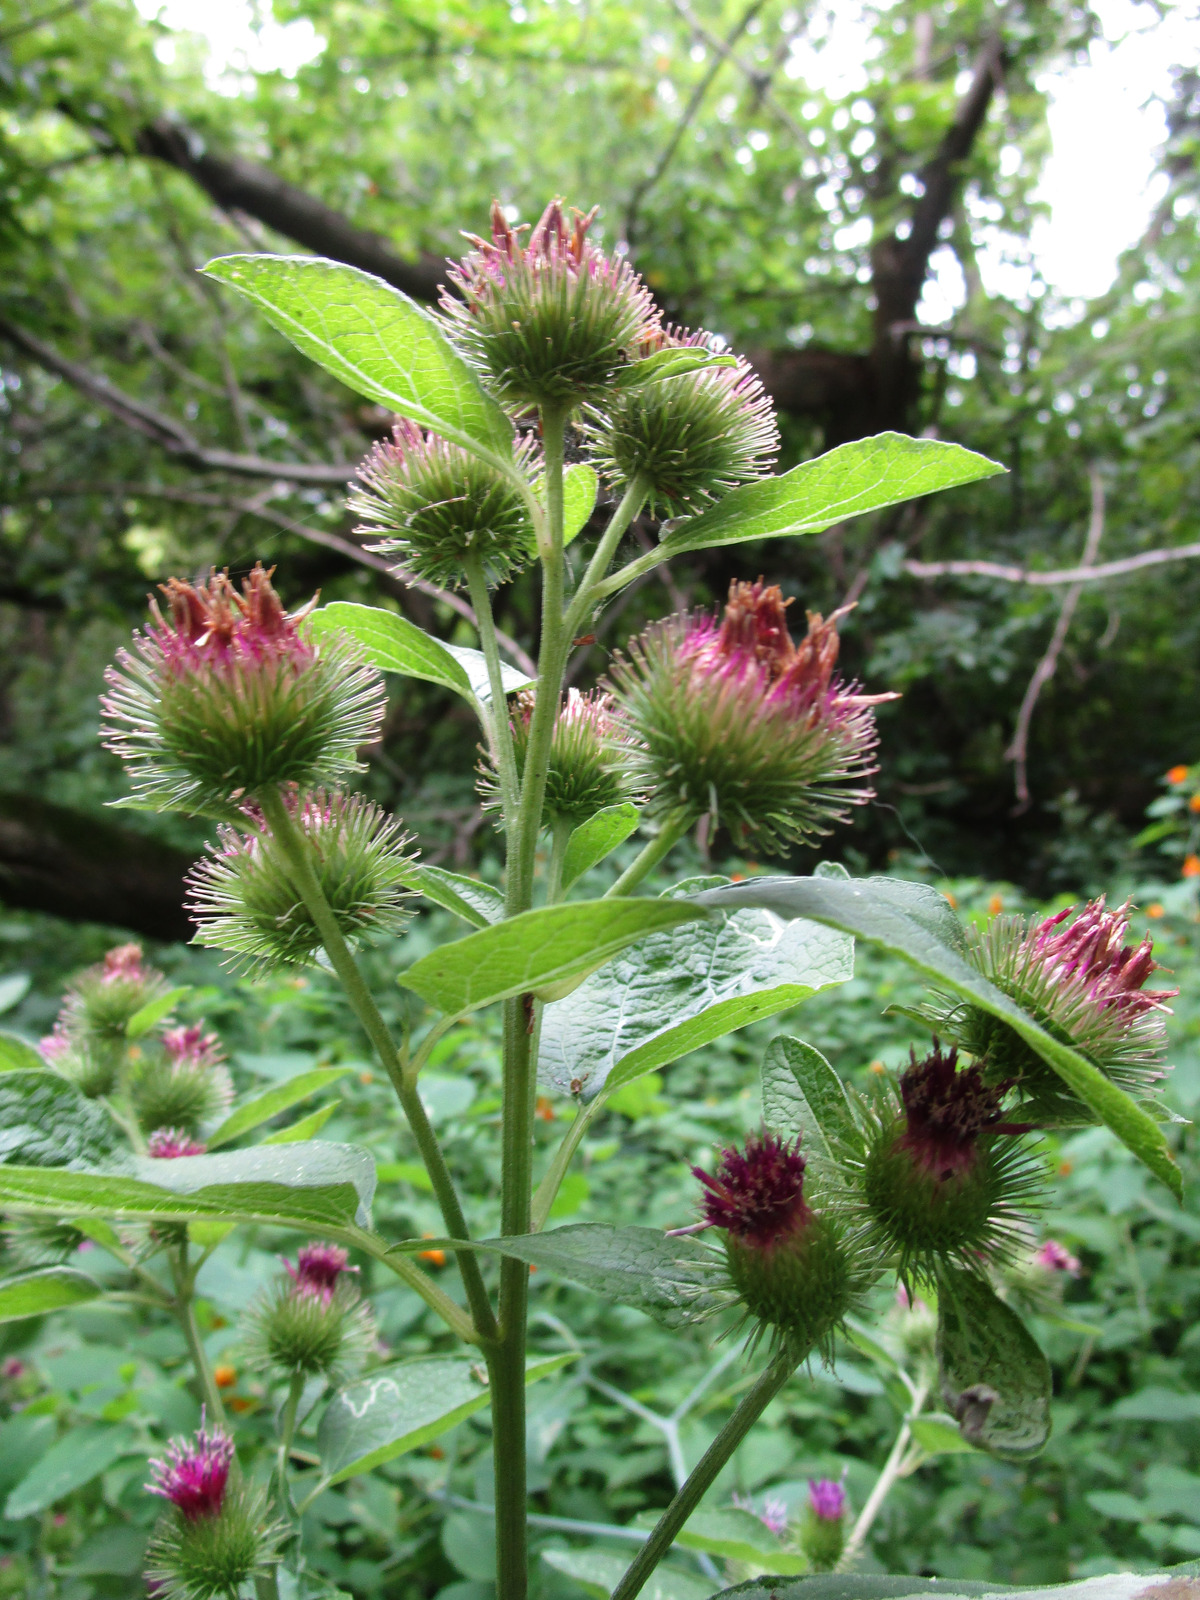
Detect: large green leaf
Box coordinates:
(656, 434, 1004, 560)
(538, 879, 852, 1099)
(936, 1266, 1051, 1460)
(316, 1351, 573, 1485)
(126, 985, 190, 1039)
(760, 1037, 856, 1158)
(659, 1508, 805, 1571)
(687, 875, 1182, 1199)
(398, 898, 708, 1014)
(201, 255, 514, 460)
(5, 1425, 131, 1520)
(0, 1033, 43, 1073)
(543, 1548, 716, 1600)
(412, 865, 506, 927)
(0, 1071, 123, 1169)
(307, 603, 531, 704)
(0, 1143, 373, 1235)
(0, 1267, 101, 1323)
(262, 1102, 340, 1144)
(561, 803, 641, 891)
(206, 1068, 351, 1150)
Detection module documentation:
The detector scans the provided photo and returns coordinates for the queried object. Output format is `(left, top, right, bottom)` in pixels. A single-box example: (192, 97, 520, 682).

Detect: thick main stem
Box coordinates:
(610, 1344, 802, 1600)
(257, 788, 496, 1345)
(492, 402, 571, 1600)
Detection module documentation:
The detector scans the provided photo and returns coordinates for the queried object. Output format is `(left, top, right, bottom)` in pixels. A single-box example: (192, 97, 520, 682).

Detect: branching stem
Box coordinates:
(605, 810, 693, 897)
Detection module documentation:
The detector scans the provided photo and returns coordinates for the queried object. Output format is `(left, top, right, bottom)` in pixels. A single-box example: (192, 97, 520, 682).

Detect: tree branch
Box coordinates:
(903, 542, 1200, 587)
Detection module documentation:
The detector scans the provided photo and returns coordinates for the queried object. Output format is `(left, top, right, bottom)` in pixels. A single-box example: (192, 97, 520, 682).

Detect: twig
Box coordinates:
(902, 540, 1200, 588)
(0, 0, 88, 41)
(1005, 465, 1105, 811)
(668, 0, 814, 152)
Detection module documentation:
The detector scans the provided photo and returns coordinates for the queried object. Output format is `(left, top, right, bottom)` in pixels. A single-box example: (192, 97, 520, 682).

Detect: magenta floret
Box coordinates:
(147, 1419, 234, 1521)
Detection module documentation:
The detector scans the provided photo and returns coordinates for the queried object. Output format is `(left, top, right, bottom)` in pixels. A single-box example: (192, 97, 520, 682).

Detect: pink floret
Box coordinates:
(808, 1477, 846, 1521)
(147, 1419, 233, 1520)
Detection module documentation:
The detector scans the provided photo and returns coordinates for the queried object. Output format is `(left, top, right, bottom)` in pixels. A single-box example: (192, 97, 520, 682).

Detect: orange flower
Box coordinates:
(1147, 903, 1166, 919)
(1169, 765, 1190, 785)
(535, 1096, 556, 1122)
(869, 1060, 886, 1076)
(1057, 1160, 1073, 1178)
(229, 1395, 257, 1414)
(1183, 855, 1200, 879)
(988, 893, 1004, 915)
(359, 1071, 374, 1085)
(213, 1364, 237, 1390)
(945, 893, 958, 909)
(419, 1233, 446, 1267)
(1189, 794, 1200, 813)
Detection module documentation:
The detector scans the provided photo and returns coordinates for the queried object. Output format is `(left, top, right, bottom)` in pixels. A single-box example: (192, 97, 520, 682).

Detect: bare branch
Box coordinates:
(668, 0, 814, 152)
(1005, 467, 1105, 812)
(903, 542, 1200, 587)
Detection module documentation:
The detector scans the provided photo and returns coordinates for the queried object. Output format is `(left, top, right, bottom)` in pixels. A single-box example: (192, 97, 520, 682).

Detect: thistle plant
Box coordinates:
(0, 200, 1184, 1600)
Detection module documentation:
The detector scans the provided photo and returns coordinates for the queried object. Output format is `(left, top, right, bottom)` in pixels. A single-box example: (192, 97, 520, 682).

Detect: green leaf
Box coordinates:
(399, 898, 708, 1014)
(4, 1424, 130, 1520)
(909, 1413, 980, 1456)
(666, 1508, 805, 1570)
(317, 1351, 573, 1484)
(936, 1265, 1051, 1460)
(561, 804, 641, 890)
(307, 602, 532, 704)
(656, 434, 1005, 560)
(563, 462, 599, 545)
(201, 255, 514, 459)
(126, 985, 190, 1039)
(614, 346, 739, 387)
(206, 1068, 351, 1150)
(542, 1548, 717, 1600)
(0, 1267, 101, 1323)
(710, 1577, 1010, 1600)
(687, 875, 1182, 1199)
(413, 865, 506, 927)
(761, 1036, 857, 1157)
(0, 1143, 374, 1235)
(1109, 1387, 1200, 1422)
(262, 1102, 340, 1144)
(0, 975, 30, 1015)
(0, 1071, 123, 1168)
(0, 1032, 43, 1073)
(539, 879, 852, 1099)
(1087, 1491, 1147, 1521)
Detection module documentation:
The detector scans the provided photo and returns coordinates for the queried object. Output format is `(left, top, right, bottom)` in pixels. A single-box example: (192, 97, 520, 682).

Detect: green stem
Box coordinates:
(563, 474, 648, 642)
(840, 1376, 929, 1567)
(257, 787, 497, 1347)
(492, 400, 571, 1600)
(546, 816, 573, 905)
(275, 1371, 306, 1516)
(530, 1090, 607, 1233)
(170, 1245, 225, 1424)
(610, 1344, 802, 1600)
(465, 550, 521, 831)
(605, 810, 693, 897)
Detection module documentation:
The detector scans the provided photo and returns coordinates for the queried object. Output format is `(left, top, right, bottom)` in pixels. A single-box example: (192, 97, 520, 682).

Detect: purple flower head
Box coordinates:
(102, 943, 152, 984)
(897, 1041, 1007, 1180)
(733, 1492, 789, 1537)
(1026, 897, 1176, 1021)
(693, 1132, 809, 1251)
(495, 687, 639, 826)
(285, 1242, 355, 1303)
(161, 1025, 225, 1073)
(147, 1417, 234, 1521)
(39, 1021, 74, 1065)
(145, 565, 315, 683)
(3, 1359, 25, 1380)
(808, 1477, 846, 1522)
(1035, 1239, 1081, 1276)
(147, 1128, 207, 1159)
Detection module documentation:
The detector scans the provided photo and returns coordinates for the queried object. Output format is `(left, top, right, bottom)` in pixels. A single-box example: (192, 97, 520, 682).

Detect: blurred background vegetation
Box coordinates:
(5, 0, 1200, 1593)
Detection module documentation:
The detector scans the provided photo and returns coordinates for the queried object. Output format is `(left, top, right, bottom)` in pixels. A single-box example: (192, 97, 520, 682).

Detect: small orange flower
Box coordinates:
(988, 893, 1004, 915)
(229, 1395, 257, 1414)
(213, 1364, 237, 1390)
(419, 1233, 446, 1267)
(1183, 855, 1200, 879)
(1189, 794, 1200, 813)
(1169, 765, 1190, 785)
(729, 872, 745, 883)
(1147, 903, 1166, 919)
(1058, 1160, 1073, 1178)
(869, 1060, 886, 1076)
(535, 1096, 556, 1122)
(428, 1445, 445, 1460)
(945, 893, 958, 909)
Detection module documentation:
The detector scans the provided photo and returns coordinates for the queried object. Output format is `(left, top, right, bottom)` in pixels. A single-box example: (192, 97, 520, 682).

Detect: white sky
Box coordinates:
(137, 0, 1200, 310)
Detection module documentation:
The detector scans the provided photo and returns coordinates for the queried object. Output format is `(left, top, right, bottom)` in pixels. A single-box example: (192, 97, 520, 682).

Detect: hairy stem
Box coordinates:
(840, 1376, 929, 1566)
(170, 1244, 225, 1424)
(465, 550, 521, 829)
(605, 810, 693, 897)
(564, 474, 648, 641)
(611, 1344, 802, 1600)
(530, 1090, 607, 1232)
(257, 787, 497, 1346)
(546, 815, 573, 905)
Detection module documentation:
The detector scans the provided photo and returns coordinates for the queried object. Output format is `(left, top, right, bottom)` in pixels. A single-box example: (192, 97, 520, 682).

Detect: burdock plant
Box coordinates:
(6, 198, 1184, 1600)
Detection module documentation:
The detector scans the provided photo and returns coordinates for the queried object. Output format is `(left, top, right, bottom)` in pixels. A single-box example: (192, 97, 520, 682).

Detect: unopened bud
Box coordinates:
(486, 688, 639, 826)
(243, 1242, 374, 1381)
(799, 1476, 847, 1571)
(132, 1025, 233, 1137)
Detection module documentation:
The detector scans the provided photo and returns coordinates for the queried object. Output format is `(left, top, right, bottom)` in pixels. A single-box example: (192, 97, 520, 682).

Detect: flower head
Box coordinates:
(1034, 1239, 1081, 1275)
(161, 1027, 225, 1072)
(801, 1476, 847, 1570)
(59, 941, 168, 1044)
(132, 1022, 233, 1138)
(244, 1241, 373, 1381)
(733, 1492, 789, 1538)
(102, 564, 385, 816)
(187, 789, 416, 971)
(808, 1478, 846, 1522)
(285, 1242, 355, 1304)
(583, 324, 778, 516)
(609, 581, 896, 853)
(147, 1129, 207, 1159)
(487, 687, 640, 827)
(950, 897, 1177, 1120)
(441, 199, 656, 408)
(351, 421, 539, 587)
(147, 1420, 234, 1521)
(694, 1132, 810, 1250)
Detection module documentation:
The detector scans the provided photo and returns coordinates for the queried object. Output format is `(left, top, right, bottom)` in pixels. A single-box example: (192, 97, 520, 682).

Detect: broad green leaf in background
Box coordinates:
(393, 1224, 723, 1328)
(0, 1071, 123, 1168)
(661, 1507, 806, 1571)
(317, 1351, 574, 1484)
(263, 1102, 340, 1144)
(202, 256, 515, 460)
(761, 1037, 857, 1158)
(412, 865, 506, 927)
(0, 1266, 101, 1322)
(542, 1548, 716, 1600)
(561, 804, 641, 891)
(0, 975, 30, 1015)
(5, 1424, 131, 1520)
(206, 1068, 351, 1150)
(711, 1577, 1012, 1600)
(937, 1265, 1051, 1459)
(687, 875, 1182, 1199)
(125, 985, 190, 1038)
(399, 898, 709, 1014)
(655, 434, 1005, 560)
(563, 462, 599, 545)
(0, 1032, 42, 1073)
(908, 1414, 980, 1457)
(307, 603, 531, 704)
(538, 880, 852, 1099)
(1108, 1387, 1200, 1422)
